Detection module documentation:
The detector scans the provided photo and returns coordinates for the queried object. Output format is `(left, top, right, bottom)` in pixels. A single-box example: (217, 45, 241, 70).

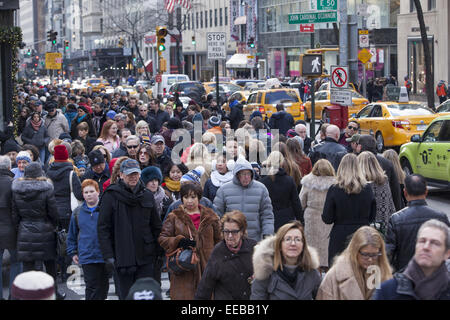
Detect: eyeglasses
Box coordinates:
(359, 251, 382, 259)
(126, 145, 139, 149)
(223, 229, 241, 236)
(348, 125, 358, 130)
(139, 109, 147, 112)
(283, 237, 302, 244)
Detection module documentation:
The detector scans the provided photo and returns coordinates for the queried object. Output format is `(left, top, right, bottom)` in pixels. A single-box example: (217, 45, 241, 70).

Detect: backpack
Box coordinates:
(437, 83, 447, 96)
(404, 80, 412, 90)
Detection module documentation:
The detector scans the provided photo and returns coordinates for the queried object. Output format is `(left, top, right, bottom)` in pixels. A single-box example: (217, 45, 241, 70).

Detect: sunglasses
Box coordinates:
(348, 125, 358, 130)
(126, 145, 139, 149)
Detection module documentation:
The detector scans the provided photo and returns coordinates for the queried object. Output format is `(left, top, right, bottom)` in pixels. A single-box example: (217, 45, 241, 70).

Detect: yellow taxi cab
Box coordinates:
(203, 82, 242, 95)
(129, 85, 153, 99)
(350, 101, 439, 153)
(303, 89, 369, 122)
(85, 78, 109, 91)
(243, 88, 303, 121)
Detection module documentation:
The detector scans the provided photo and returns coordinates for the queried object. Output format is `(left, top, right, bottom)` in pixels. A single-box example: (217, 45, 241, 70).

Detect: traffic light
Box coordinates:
(27, 49, 31, 56)
(191, 36, 196, 45)
(156, 26, 167, 54)
(47, 30, 58, 45)
(247, 37, 255, 48)
(64, 40, 69, 50)
(160, 58, 167, 73)
(118, 37, 124, 48)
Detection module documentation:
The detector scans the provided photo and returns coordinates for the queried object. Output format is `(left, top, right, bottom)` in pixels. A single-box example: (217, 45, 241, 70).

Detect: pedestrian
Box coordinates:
(286, 138, 312, 177)
(300, 159, 337, 272)
(137, 143, 156, 169)
(273, 141, 303, 191)
(158, 182, 222, 300)
(322, 153, 377, 266)
(150, 134, 172, 170)
(81, 150, 111, 195)
(228, 99, 244, 130)
(97, 159, 162, 300)
(374, 219, 450, 300)
(250, 221, 321, 300)
(2, 139, 21, 167)
(346, 133, 360, 154)
(404, 76, 412, 97)
(260, 151, 303, 232)
(358, 151, 396, 233)
(268, 104, 295, 136)
(111, 128, 132, 158)
(316, 226, 393, 300)
(162, 162, 189, 202)
(338, 120, 360, 152)
(66, 179, 109, 300)
(141, 166, 173, 223)
(74, 122, 96, 154)
(96, 120, 120, 154)
(149, 99, 170, 132)
(70, 105, 96, 139)
(382, 149, 407, 208)
(20, 112, 49, 164)
(11, 162, 65, 300)
(0, 156, 22, 300)
(203, 152, 234, 202)
(385, 174, 449, 272)
(436, 80, 448, 104)
(44, 100, 69, 142)
(195, 211, 257, 300)
(214, 157, 274, 241)
(11, 151, 32, 180)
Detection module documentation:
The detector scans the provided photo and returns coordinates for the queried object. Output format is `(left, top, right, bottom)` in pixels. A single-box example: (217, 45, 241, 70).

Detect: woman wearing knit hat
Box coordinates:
(11, 151, 32, 180)
(141, 166, 173, 222)
(12, 162, 66, 299)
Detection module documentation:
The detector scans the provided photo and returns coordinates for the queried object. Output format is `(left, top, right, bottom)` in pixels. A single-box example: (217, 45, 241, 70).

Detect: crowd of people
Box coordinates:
(0, 81, 448, 301)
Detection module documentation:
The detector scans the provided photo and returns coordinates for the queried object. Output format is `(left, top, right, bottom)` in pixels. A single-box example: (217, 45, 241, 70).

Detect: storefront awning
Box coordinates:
(226, 54, 249, 69)
(144, 59, 153, 72)
(234, 16, 247, 25)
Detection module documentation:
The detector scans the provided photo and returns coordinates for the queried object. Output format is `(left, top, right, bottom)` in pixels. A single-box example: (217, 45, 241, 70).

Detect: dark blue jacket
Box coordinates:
(268, 110, 294, 136)
(66, 203, 104, 265)
(81, 164, 110, 194)
(149, 109, 170, 132)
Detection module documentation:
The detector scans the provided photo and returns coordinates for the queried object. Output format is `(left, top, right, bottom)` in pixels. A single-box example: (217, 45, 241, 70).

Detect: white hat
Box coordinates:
(11, 271, 55, 300)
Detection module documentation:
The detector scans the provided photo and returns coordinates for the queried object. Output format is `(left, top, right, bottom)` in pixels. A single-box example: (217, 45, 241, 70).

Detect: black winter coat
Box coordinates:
(97, 180, 162, 269)
(195, 238, 257, 300)
(46, 161, 83, 222)
(70, 114, 96, 139)
(268, 111, 294, 136)
(385, 199, 450, 272)
(12, 178, 59, 262)
(229, 104, 244, 130)
(309, 137, 348, 172)
(260, 169, 304, 231)
(21, 122, 50, 149)
(203, 179, 219, 202)
(0, 169, 16, 250)
(149, 109, 170, 133)
(322, 184, 376, 266)
(81, 166, 111, 194)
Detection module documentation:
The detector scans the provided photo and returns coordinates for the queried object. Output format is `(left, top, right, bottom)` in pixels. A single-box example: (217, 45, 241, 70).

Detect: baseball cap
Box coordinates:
(150, 135, 164, 144)
(346, 133, 361, 143)
(120, 159, 141, 175)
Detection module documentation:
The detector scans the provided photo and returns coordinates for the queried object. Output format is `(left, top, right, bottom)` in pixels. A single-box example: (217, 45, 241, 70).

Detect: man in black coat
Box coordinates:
(228, 99, 244, 130)
(135, 104, 158, 133)
(0, 156, 20, 299)
(357, 134, 403, 211)
(81, 150, 111, 195)
(148, 99, 170, 133)
(268, 104, 295, 136)
(385, 174, 449, 272)
(97, 159, 162, 300)
(309, 124, 347, 171)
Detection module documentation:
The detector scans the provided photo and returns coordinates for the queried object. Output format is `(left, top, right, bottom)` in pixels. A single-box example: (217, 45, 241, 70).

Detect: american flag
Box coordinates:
(165, 0, 191, 13)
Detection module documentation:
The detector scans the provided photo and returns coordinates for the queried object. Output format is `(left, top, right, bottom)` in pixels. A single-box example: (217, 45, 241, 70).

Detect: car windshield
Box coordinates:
(387, 104, 434, 116)
(167, 77, 178, 86)
(437, 102, 450, 112)
(265, 91, 299, 104)
(177, 83, 204, 93)
(352, 91, 365, 99)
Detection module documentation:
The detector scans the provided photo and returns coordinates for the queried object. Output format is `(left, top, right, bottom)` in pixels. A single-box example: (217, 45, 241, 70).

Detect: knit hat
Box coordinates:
(24, 162, 43, 178)
(54, 145, 69, 162)
(106, 110, 117, 120)
(141, 134, 151, 145)
(77, 105, 88, 114)
(141, 166, 163, 185)
(180, 166, 205, 184)
(126, 277, 162, 300)
(11, 271, 55, 300)
(249, 110, 263, 121)
(44, 100, 57, 111)
(2, 139, 21, 155)
(16, 151, 32, 164)
(88, 150, 105, 167)
(58, 132, 72, 143)
(286, 129, 297, 138)
(167, 117, 182, 130)
(76, 160, 87, 169)
(208, 116, 221, 129)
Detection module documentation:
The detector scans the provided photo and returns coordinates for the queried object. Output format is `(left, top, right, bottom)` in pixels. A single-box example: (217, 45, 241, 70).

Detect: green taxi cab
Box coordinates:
(399, 115, 450, 188)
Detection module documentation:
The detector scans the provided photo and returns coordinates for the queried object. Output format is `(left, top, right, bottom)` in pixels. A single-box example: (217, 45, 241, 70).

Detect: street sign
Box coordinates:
(330, 89, 352, 106)
(45, 52, 62, 70)
(300, 54, 323, 76)
(357, 3, 369, 16)
(300, 24, 315, 33)
(289, 11, 337, 24)
(358, 48, 373, 64)
(155, 74, 162, 83)
(359, 34, 369, 48)
(317, 0, 337, 11)
(207, 32, 226, 60)
(331, 66, 349, 89)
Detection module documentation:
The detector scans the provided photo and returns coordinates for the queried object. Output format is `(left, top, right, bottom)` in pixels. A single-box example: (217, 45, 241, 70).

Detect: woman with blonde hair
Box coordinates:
(300, 159, 336, 271)
(96, 120, 120, 153)
(251, 221, 321, 300)
(322, 153, 376, 266)
(202, 131, 217, 154)
(316, 226, 393, 300)
(135, 120, 151, 138)
(358, 151, 395, 232)
(260, 151, 303, 232)
(382, 149, 407, 207)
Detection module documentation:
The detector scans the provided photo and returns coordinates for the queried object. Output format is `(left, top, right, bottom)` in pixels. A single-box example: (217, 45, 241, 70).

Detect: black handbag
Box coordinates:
(165, 228, 199, 275)
(56, 228, 68, 257)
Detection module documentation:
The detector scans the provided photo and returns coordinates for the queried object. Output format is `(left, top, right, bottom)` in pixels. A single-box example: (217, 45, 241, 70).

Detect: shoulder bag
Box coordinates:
(165, 227, 199, 275)
(70, 170, 82, 212)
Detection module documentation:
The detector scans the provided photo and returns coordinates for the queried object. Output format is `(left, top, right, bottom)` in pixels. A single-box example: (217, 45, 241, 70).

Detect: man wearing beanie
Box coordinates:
(11, 151, 32, 180)
(81, 150, 111, 194)
(98, 159, 162, 300)
(46, 145, 83, 282)
(206, 116, 223, 135)
(1, 139, 21, 167)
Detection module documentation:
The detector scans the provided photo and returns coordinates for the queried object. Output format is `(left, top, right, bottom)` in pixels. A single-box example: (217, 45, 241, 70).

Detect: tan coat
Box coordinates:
(158, 204, 222, 300)
(316, 256, 366, 300)
(299, 174, 336, 267)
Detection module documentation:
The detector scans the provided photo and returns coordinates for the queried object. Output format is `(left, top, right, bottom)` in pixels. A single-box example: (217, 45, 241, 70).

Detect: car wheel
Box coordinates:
(376, 132, 384, 153)
(401, 158, 413, 176)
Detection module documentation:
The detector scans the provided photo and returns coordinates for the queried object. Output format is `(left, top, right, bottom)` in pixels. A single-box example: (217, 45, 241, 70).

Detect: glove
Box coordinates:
(178, 238, 196, 249)
(105, 258, 115, 275)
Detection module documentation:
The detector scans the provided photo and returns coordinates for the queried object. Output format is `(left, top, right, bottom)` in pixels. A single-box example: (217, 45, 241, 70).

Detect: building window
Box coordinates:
(187, 14, 190, 30)
(200, 11, 203, 28)
(205, 11, 208, 28)
(220, 8, 223, 26)
(210, 9, 213, 27)
(215, 9, 218, 27)
(196, 12, 199, 29)
(225, 7, 228, 26)
(410, 0, 415, 13)
(428, 0, 436, 10)
(192, 13, 195, 30)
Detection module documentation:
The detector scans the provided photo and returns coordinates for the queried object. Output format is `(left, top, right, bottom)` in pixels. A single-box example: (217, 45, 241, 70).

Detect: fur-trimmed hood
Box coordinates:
(252, 235, 320, 281)
(12, 178, 53, 194)
(300, 174, 336, 192)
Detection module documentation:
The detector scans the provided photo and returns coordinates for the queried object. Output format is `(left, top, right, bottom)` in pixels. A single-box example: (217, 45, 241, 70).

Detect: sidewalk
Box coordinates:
(409, 93, 441, 107)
